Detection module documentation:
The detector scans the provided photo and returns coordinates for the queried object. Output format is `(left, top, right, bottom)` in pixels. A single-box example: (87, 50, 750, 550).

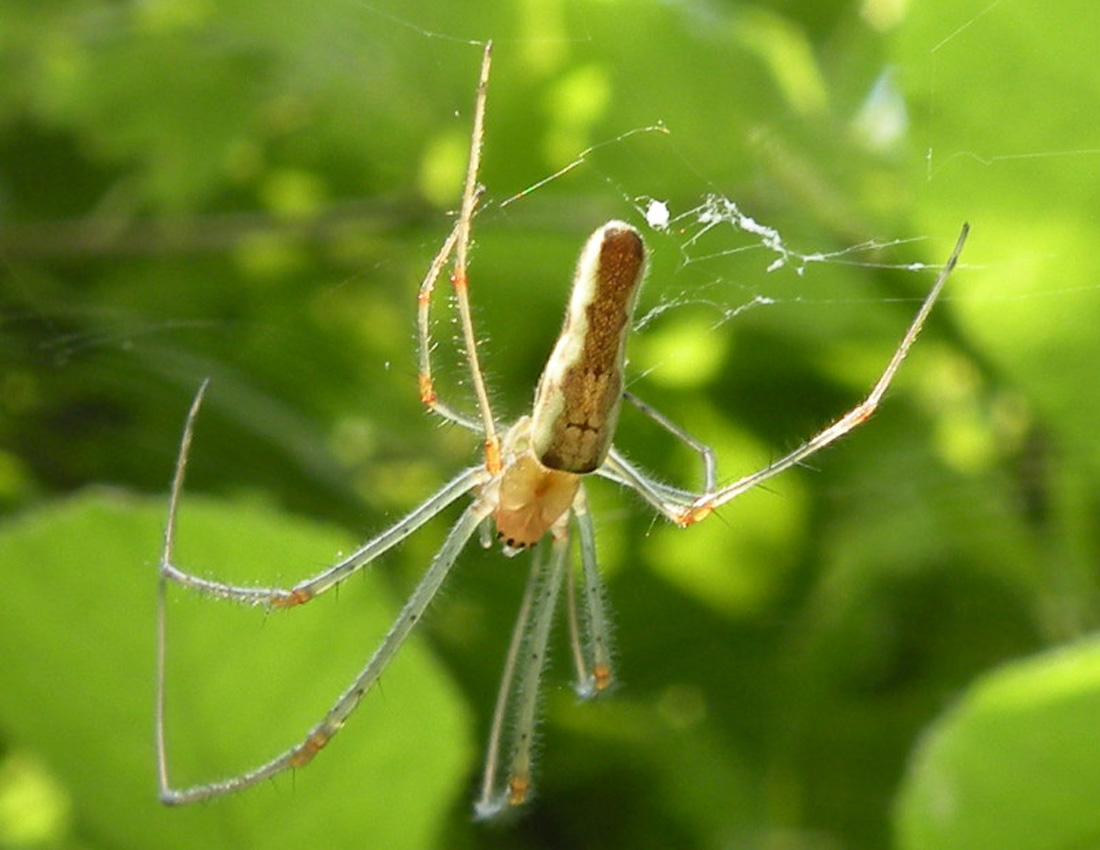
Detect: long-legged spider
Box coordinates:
(156, 41, 969, 818)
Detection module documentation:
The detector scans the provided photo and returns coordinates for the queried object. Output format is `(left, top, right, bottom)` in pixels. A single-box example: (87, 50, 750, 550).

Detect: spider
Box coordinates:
(156, 41, 969, 818)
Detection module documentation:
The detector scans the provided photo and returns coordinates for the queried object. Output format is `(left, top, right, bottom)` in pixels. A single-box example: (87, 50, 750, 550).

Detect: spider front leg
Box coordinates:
(415, 41, 502, 473)
(623, 390, 716, 493)
(474, 483, 614, 819)
(416, 221, 480, 432)
(602, 223, 969, 527)
(158, 381, 484, 608)
(158, 497, 487, 805)
(156, 382, 488, 804)
(568, 485, 614, 697)
(476, 512, 573, 818)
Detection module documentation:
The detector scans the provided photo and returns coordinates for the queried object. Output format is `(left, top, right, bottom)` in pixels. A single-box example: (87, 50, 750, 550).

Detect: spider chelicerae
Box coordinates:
(156, 41, 968, 818)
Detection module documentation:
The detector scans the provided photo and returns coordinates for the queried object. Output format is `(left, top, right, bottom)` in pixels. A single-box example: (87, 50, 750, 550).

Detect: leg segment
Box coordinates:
(474, 517, 571, 817)
(601, 224, 969, 526)
(475, 547, 541, 820)
(417, 221, 483, 430)
(160, 381, 485, 607)
(157, 503, 486, 804)
(570, 486, 614, 696)
(413, 41, 502, 470)
(623, 390, 716, 492)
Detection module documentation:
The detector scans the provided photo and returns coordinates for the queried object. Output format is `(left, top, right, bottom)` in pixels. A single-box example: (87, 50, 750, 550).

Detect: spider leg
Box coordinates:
(159, 381, 486, 607)
(475, 515, 571, 817)
(502, 523, 569, 808)
(598, 447, 695, 514)
(602, 224, 968, 526)
(623, 390, 716, 492)
(413, 41, 503, 470)
(158, 502, 486, 805)
(417, 220, 484, 431)
(476, 545, 542, 819)
(570, 485, 614, 697)
(450, 42, 502, 473)
(564, 555, 585, 691)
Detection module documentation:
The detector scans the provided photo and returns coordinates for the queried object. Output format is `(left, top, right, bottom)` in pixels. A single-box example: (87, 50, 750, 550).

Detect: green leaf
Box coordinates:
(0, 491, 472, 849)
(896, 638, 1100, 850)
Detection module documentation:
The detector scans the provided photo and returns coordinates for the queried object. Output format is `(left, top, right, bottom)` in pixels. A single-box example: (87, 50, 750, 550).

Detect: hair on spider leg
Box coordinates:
(156, 39, 967, 817)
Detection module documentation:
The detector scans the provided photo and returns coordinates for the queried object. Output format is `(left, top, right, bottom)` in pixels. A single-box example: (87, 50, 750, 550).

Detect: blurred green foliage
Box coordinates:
(2, 1, 1099, 848)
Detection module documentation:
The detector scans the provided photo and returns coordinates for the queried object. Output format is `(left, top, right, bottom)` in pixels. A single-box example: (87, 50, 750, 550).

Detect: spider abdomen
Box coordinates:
(531, 221, 647, 473)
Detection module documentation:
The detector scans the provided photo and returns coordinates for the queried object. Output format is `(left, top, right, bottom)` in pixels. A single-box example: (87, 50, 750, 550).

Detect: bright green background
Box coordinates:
(3, 1, 1100, 848)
